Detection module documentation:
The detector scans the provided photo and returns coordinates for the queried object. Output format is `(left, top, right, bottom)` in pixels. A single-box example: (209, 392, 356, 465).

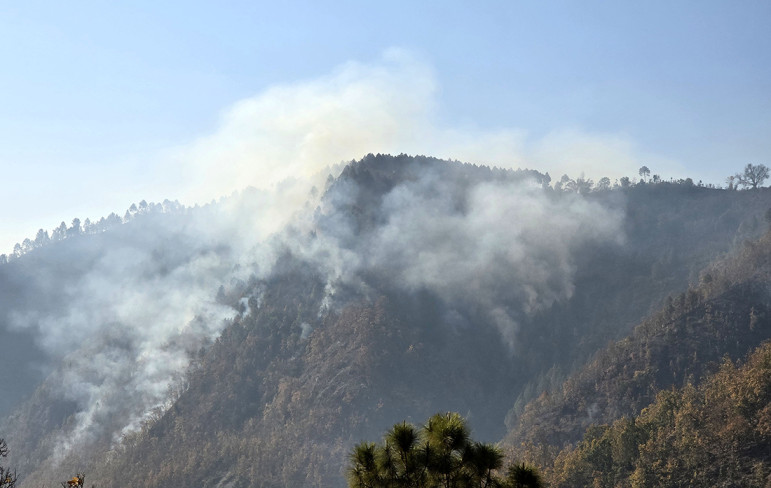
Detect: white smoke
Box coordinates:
(167, 49, 671, 209)
(7, 210, 241, 457)
(294, 159, 625, 348)
(2, 49, 637, 463)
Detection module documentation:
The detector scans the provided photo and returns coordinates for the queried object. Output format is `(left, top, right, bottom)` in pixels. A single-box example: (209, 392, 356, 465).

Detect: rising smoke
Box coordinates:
(1, 51, 631, 466)
(291, 156, 625, 348)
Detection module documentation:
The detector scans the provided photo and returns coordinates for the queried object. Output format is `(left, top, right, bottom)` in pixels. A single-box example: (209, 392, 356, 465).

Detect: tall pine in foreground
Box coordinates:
(348, 412, 543, 488)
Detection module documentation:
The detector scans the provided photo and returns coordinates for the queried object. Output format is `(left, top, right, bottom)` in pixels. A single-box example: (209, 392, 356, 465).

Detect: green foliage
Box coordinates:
(508, 229, 771, 460)
(347, 412, 542, 488)
(7, 155, 771, 488)
(549, 340, 771, 487)
(505, 463, 543, 488)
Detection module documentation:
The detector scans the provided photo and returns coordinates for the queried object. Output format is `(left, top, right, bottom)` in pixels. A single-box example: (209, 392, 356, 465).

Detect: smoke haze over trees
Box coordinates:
(1, 154, 771, 487)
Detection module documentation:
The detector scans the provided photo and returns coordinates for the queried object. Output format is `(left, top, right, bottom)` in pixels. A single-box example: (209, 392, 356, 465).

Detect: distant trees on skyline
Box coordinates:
(735, 163, 769, 189)
(0, 199, 184, 265)
(3, 160, 769, 264)
(552, 163, 769, 194)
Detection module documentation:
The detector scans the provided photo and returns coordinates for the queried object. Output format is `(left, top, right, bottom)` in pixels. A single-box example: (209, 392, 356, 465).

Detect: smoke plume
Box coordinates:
(1, 51, 632, 465)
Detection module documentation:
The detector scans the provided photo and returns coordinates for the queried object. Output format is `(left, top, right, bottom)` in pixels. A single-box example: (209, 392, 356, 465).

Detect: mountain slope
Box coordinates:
(28, 265, 520, 487)
(506, 229, 771, 472)
(3, 155, 771, 487)
(549, 339, 771, 487)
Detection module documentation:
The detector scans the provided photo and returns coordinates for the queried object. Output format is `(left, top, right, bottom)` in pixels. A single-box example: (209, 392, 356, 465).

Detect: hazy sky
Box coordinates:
(2, 0, 770, 253)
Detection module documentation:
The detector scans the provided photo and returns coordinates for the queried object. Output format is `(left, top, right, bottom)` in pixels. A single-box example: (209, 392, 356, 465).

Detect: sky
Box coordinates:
(1, 0, 770, 253)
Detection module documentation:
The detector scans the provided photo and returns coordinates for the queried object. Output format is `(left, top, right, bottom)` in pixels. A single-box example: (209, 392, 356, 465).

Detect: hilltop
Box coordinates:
(2, 155, 771, 487)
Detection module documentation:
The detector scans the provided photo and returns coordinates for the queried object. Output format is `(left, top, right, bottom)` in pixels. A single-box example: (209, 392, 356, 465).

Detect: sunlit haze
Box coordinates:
(2, 0, 769, 252)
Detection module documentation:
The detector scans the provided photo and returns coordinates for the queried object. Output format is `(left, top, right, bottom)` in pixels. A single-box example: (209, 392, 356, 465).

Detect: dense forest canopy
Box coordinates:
(1, 155, 770, 487)
(547, 340, 771, 487)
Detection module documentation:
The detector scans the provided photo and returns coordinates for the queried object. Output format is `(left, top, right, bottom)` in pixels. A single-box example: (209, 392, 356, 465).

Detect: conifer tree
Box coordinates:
(347, 413, 542, 488)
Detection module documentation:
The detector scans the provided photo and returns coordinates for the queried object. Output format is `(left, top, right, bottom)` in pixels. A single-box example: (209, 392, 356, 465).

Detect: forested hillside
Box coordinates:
(0, 202, 187, 417)
(2, 155, 771, 487)
(549, 340, 771, 487)
(507, 230, 771, 485)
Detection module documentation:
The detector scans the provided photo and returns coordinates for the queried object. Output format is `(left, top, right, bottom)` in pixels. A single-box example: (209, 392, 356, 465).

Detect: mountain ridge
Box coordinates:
(2, 154, 771, 487)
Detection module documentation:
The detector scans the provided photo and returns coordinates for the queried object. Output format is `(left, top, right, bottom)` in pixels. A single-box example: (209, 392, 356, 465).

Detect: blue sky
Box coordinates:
(1, 1, 770, 252)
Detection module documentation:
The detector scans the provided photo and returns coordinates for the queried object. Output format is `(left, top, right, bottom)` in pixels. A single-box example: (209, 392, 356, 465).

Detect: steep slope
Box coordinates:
(4, 155, 771, 487)
(0, 205, 224, 418)
(549, 340, 771, 487)
(21, 260, 520, 487)
(506, 229, 771, 468)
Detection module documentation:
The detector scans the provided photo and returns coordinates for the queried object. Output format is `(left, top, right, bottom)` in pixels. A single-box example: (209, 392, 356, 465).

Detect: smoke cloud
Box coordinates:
(2, 50, 633, 464)
(169, 49, 673, 210)
(3, 210, 242, 455)
(294, 158, 625, 348)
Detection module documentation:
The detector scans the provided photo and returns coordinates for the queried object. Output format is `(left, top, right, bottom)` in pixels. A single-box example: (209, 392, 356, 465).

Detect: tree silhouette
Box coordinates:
(347, 413, 542, 488)
(465, 442, 504, 488)
(505, 463, 543, 488)
(349, 442, 382, 488)
(0, 439, 16, 488)
(736, 163, 769, 189)
(596, 177, 611, 191)
(424, 412, 471, 488)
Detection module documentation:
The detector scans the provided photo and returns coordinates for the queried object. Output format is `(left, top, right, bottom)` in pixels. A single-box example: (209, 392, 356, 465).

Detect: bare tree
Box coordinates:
(736, 163, 769, 189)
(725, 175, 737, 190)
(0, 439, 16, 488)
